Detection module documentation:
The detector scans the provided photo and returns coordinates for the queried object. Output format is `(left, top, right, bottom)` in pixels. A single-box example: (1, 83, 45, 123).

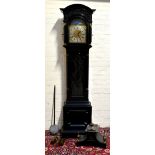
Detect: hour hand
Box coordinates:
(77, 32, 82, 41)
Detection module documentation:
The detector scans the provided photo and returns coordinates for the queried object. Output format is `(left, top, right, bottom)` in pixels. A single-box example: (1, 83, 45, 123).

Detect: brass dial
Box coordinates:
(69, 25, 86, 43)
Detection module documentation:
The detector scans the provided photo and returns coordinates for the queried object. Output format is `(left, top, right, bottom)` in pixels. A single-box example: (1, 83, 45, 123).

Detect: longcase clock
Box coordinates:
(60, 4, 95, 137)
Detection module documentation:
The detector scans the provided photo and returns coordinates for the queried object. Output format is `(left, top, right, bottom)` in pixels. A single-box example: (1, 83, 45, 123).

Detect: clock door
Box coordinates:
(67, 49, 88, 101)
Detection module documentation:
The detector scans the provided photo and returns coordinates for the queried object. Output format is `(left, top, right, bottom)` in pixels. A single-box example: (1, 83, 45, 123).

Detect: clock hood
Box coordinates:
(60, 4, 95, 23)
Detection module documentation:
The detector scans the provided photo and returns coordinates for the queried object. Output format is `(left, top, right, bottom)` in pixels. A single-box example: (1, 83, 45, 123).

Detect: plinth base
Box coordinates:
(61, 102, 92, 137)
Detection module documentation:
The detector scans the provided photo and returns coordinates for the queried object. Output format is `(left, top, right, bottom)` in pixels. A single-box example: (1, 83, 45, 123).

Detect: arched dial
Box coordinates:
(69, 25, 86, 43)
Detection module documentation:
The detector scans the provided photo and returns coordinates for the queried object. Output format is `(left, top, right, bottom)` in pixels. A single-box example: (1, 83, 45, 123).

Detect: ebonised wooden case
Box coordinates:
(60, 4, 95, 137)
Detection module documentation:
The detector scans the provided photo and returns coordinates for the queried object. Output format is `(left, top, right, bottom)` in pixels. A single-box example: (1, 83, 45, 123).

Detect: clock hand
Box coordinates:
(77, 31, 82, 41)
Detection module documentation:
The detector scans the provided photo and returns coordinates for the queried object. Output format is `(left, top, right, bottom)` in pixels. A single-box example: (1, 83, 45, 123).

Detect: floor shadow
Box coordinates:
(50, 18, 66, 130)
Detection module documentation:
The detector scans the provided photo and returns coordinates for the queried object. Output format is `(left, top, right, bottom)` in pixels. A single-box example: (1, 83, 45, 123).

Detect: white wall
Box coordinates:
(45, 0, 110, 130)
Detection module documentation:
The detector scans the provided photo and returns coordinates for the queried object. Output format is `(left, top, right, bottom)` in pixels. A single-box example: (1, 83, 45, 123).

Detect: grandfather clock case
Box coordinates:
(60, 4, 95, 137)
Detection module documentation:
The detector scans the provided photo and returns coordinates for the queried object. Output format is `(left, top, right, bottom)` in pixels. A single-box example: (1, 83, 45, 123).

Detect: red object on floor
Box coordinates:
(45, 127, 110, 155)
